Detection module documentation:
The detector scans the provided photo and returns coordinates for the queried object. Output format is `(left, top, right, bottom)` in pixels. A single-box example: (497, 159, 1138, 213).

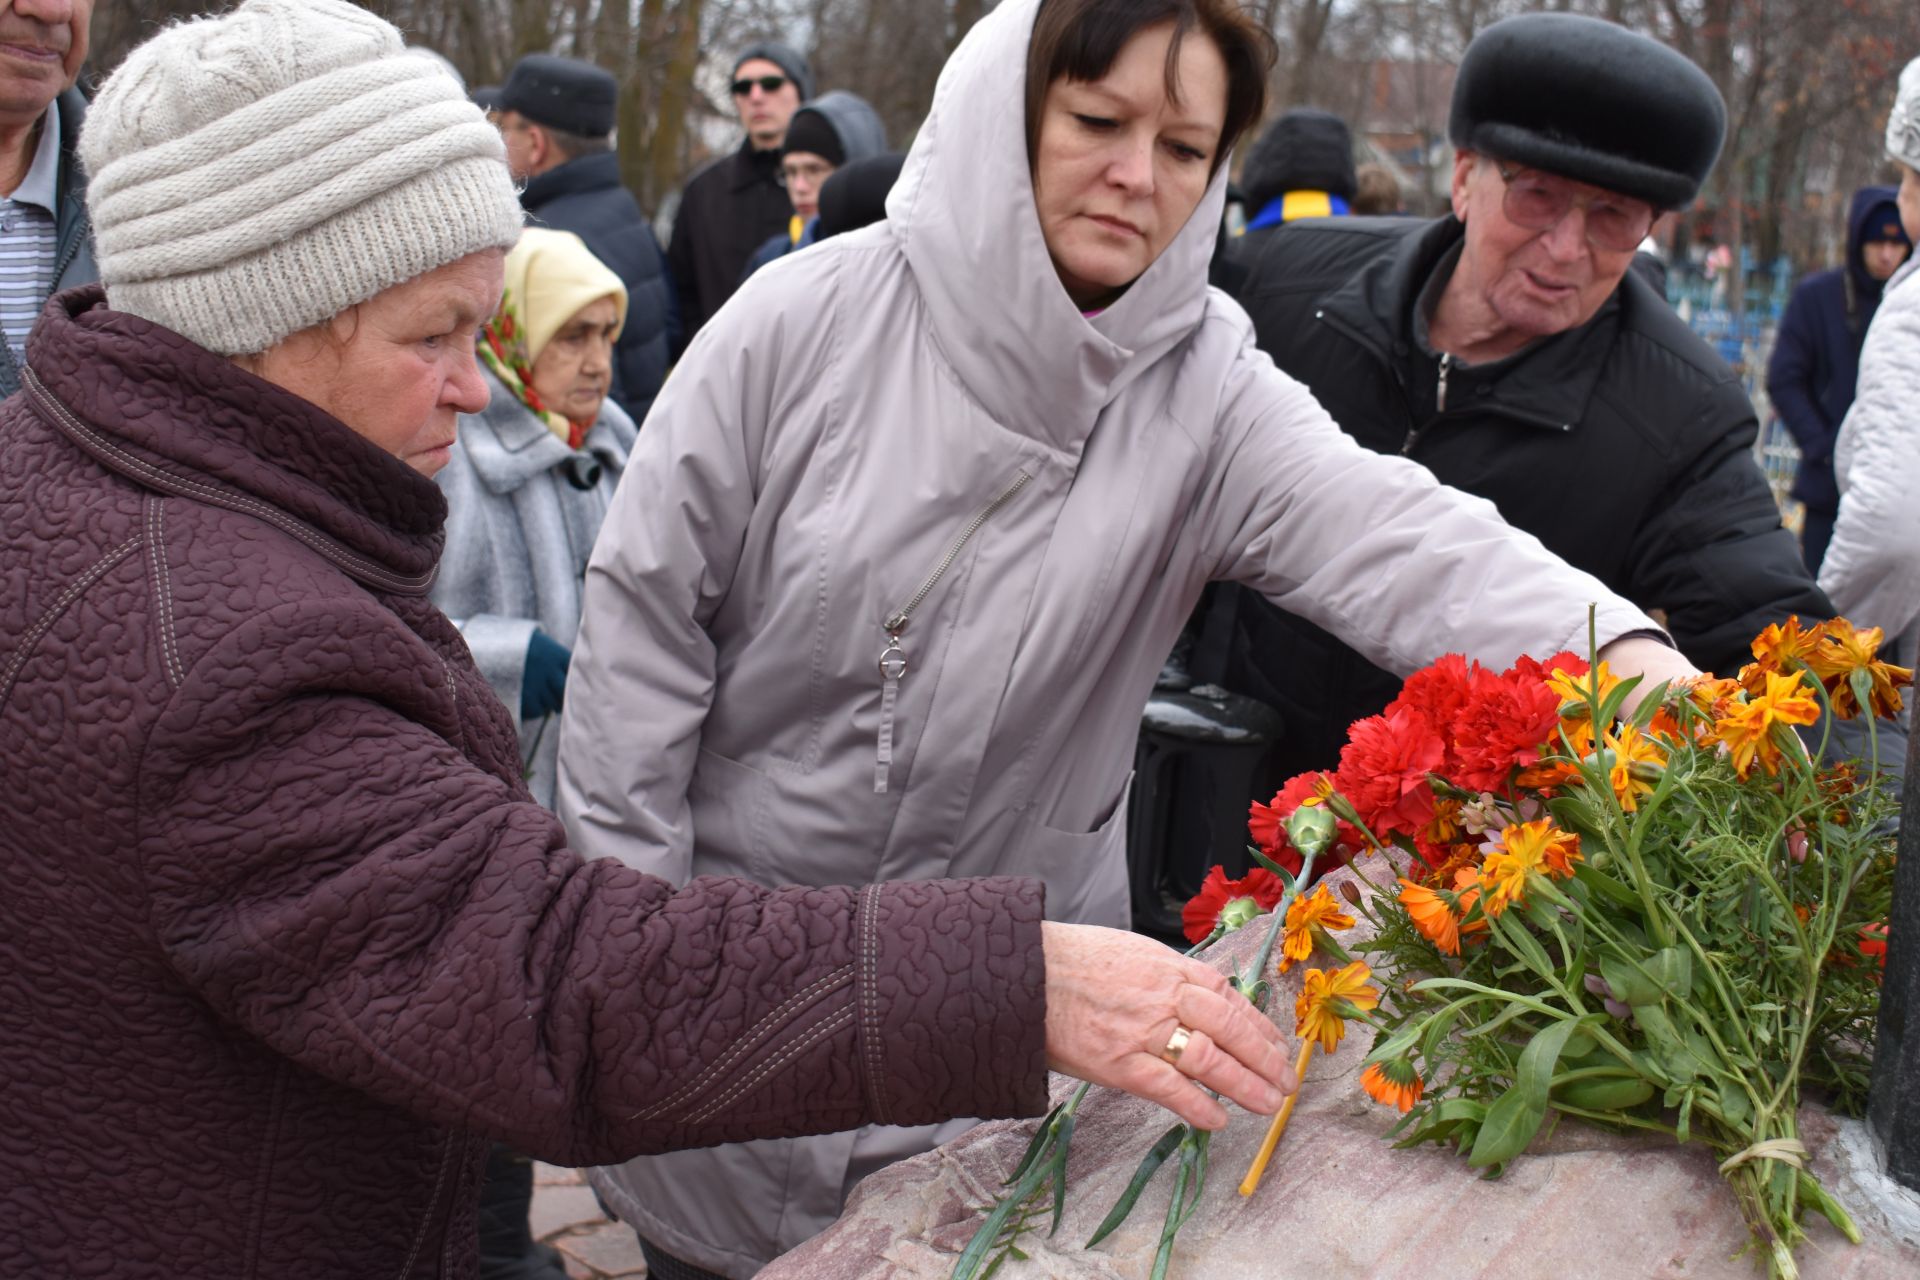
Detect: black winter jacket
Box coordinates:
(520, 152, 674, 427)
(1201, 214, 1831, 782)
(666, 142, 792, 352)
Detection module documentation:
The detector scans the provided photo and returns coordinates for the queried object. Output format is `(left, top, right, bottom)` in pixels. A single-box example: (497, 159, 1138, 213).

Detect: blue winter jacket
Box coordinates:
(1766, 187, 1910, 511)
(520, 151, 677, 427)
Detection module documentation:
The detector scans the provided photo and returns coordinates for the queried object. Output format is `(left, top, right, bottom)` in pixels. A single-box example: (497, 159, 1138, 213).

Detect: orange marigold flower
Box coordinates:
(1546, 660, 1621, 718)
(1714, 670, 1821, 779)
(1743, 617, 1825, 694)
(1453, 865, 1491, 937)
(1603, 723, 1666, 813)
(1360, 1059, 1426, 1113)
(1480, 818, 1581, 916)
(1805, 618, 1912, 721)
(1398, 877, 1461, 955)
(1280, 884, 1356, 971)
(1294, 961, 1380, 1053)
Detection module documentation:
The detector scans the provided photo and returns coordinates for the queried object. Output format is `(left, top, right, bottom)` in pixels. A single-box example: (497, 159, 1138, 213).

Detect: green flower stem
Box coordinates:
(1246, 849, 1321, 993)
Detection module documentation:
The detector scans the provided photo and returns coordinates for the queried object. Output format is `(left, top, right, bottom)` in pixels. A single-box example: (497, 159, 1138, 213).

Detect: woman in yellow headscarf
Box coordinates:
(433, 226, 631, 807)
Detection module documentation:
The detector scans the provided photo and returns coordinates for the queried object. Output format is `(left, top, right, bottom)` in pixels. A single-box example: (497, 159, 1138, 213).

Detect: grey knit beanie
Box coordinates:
(79, 0, 522, 356)
(1889, 57, 1920, 173)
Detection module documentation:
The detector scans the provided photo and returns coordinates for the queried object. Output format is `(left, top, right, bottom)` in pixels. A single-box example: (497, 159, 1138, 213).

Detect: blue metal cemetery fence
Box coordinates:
(1668, 252, 1803, 532)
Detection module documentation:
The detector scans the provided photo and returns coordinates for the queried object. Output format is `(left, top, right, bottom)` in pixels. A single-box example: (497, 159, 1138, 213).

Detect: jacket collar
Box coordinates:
(1318, 215, 1622, 432)
(520, 150, 622, 210)
(884, 0, 1224, 455)
(24, 287, 446, 594)
(462, 369, 630, 495)
(728, 140, 781, 193)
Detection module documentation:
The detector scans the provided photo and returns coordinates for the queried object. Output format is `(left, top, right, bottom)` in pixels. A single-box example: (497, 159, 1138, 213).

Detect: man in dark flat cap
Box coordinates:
(1200, 12, 1835, 788)
(497, 53, 674, 426)
(666, 40, 813, 351)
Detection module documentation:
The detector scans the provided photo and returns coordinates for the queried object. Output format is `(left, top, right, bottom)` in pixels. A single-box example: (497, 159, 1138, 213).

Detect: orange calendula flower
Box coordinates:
(1743, 617, 1825, 694)
(1546, 660, 1621, 718)
(1805, 618, 1912, 720)
(1360, 1059, 1426, 1113)
(1294, 961, 1380, 1052)
(1398, 877, 1461, 956)
(1715, 670, 1821, 778)
(1480, 818, 1581, 916)
(1516, 718, 1595, 790)
(1602, 723, 1667, 812)
(1453, 865, 1491, 937)
(1280, 884, 1356, 972)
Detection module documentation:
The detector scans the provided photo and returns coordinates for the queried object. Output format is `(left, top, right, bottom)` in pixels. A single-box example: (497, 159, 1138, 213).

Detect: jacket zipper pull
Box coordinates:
(874, 615, 909, 793)
(1435, 352, 1453, 414)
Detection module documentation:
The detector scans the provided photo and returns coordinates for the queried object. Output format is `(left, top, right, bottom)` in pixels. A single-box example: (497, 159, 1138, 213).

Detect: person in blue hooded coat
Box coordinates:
(1767, 185, 1911, 574)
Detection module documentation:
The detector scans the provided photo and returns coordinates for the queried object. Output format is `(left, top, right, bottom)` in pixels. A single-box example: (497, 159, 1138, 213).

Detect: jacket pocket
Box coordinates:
(1005, 774, 1133, 929)
(687, 747, 775, 884)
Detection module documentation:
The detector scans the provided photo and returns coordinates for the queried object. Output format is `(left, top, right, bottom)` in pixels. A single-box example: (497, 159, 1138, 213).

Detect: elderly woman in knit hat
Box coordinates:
(0, 2, 1300, 1277)
(434, 227, 632, 811)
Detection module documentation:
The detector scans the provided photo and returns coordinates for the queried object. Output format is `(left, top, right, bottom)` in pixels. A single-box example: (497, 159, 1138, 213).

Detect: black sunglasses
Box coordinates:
(731, 74, 788, 97)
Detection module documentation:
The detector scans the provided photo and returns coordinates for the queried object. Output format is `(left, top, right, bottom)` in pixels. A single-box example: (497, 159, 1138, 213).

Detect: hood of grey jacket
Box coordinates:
(885, 0, 1224, 452)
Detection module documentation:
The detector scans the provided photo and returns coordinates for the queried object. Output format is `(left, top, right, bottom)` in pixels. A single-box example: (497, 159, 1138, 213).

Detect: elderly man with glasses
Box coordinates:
(1198, 12, 1834, 789)
(665, 40, 812, 352)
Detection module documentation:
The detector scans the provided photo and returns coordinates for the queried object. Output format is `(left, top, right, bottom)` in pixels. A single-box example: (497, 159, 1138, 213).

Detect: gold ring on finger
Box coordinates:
(1161, 1024, 1193, 1065)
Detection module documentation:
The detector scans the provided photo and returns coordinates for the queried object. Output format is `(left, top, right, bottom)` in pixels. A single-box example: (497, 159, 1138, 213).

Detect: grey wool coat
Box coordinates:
(432, 369, 635, 806)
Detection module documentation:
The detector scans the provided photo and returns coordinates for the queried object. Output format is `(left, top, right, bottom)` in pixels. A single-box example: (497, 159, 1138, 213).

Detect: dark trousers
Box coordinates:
(1801, 505, 1836, 578)
(476, 1143, 568, 1280)
(638, 1237, 732, 1280)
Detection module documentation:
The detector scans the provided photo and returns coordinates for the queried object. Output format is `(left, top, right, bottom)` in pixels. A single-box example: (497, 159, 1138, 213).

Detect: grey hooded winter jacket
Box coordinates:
(556, 0, 1658, 1271)
(431, 369, 636, 806)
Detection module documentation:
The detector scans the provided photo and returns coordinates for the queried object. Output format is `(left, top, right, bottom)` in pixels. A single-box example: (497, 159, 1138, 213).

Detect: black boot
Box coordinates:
(476, 1143, 570, 1280)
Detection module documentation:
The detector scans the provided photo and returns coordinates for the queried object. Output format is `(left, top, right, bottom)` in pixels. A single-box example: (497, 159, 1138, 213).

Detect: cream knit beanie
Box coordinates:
(1890, 57, 1920, 173)
(80, 0, 523, 356)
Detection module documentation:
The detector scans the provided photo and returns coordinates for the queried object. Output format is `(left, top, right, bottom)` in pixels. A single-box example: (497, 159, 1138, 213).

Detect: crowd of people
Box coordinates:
(0, 1, 1916, 1278)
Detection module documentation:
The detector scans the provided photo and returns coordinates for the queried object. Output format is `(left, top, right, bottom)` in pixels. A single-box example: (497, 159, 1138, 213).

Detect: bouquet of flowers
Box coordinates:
(1256, 616, 1905, 1279)
(953, 617, 1905, 1280)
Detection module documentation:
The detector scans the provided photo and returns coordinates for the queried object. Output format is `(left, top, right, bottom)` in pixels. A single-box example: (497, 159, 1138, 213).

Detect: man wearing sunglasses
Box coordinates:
(666, 41, 812, 352)
(1200, 11, 1834, 789)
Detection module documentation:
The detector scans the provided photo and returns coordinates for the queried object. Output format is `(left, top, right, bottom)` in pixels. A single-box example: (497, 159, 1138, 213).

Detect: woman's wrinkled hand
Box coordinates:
(1039, 921, 1296, 1131)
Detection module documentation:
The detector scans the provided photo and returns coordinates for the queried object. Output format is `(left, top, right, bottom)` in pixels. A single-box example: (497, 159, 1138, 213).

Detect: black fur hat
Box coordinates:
(1449, 13, 1725, 209)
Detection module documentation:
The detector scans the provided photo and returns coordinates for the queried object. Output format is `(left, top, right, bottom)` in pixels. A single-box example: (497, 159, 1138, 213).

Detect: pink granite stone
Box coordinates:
(763, 863, 1920, 1279)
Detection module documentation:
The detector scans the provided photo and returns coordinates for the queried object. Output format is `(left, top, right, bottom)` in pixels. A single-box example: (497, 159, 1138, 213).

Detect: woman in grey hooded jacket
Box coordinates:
(557, 0, 1694, 1273)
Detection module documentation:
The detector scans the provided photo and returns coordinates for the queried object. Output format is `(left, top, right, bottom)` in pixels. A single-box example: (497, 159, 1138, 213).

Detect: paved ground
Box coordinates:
(532, 1163, 647, 1279)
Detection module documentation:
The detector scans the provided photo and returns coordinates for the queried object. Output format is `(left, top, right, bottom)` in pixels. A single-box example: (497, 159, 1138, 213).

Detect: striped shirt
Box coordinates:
(0, 97, 61, 364)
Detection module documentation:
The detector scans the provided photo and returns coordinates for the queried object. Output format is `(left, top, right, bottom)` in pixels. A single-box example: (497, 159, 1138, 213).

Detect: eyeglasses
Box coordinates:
(1495, 163, 1657, 253)
(777, 159, 834, 188)
(732, 74, 788, 97)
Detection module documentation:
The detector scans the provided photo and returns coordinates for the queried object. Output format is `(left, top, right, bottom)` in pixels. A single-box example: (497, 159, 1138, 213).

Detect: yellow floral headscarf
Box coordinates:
(478, 228, 628, 447)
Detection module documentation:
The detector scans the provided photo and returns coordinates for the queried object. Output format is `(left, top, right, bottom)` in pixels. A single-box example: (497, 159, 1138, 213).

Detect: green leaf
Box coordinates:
(1552, 1074, 1656, 1110)
(1560, 1030, 1597, 1060)
(1596, 673, 1643, 728)
(1799, 1172, 1863, 1245)
(1631, 1004, 1701, 1082)
(1459, 997, 1538, 1040)
(1486, 906, 1557, 978)
(1468, 1018, 1583, 1167)
(1647, 946, 1693, 1000)
(1626, 679, 1674, 729)
(1714, 1083, 1751, 1130)
(1574, 864, 1643, 910)
(1005, 1104, 1063, 1186)
(1084, 1123, 1186, 1249)
(1248, 846, 1298, 892)
(1046, 1114, 1076, 1235)
(1599, 954, 1658, 1006)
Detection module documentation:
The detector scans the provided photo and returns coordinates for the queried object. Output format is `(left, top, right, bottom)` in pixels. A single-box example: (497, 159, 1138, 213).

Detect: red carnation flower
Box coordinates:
(1250, 771, 1363, 876)
(1385, 653, 1478, 770)
(1181, 865, 1287, 944)
(1335, 707, 1445, 840)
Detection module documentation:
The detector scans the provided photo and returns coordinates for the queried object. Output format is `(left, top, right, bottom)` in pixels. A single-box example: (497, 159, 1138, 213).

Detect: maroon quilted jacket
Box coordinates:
(0, 289, 1049, 1279)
